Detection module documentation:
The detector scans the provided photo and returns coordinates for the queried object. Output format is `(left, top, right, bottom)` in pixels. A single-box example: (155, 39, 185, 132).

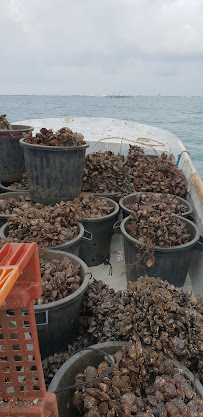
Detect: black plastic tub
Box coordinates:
(0, 222, 85, 257)
(0, 191, 29, 228)
(0, 182, 29, 193)
(0, 125, 33, 182)
(121, 215, 200, 286)
(20, 138, 89, 204)
(120, 191, 192, 218)
(35, 250, 89, 359)
(48, 341, 203, 417)
(79, 198, 119, 266)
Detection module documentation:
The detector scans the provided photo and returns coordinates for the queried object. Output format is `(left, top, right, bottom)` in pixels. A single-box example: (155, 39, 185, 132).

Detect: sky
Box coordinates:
(0, 0, 203, 96)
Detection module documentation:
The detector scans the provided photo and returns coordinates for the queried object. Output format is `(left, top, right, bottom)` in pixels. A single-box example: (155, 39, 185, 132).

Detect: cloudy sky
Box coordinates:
(0, 0, 203, 95)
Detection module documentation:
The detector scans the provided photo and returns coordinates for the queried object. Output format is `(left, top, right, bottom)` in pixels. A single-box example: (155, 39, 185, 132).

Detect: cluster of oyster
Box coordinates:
(82, 146, 187, 197)
(82, 151, 127, 195)
(24, 127, 86, 147)
(0, 114, 12, 130)
(127, 147, 186, 197)
(0, 194, 113, 220)
(124, 193, 188, 216)
(82, 278, 203, 384)
(6, 173, 28, 190)
(5, 203, 80, 247)
(34, 257, 82, 305)
(126, 208, 190, 267)
(73, 342, 203, 416)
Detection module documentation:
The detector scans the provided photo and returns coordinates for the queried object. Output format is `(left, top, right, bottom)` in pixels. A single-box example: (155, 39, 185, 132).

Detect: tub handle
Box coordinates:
(35, 310, 49, 326)
(113, 220, 122, 234)
(194, 238, 203, 252)
(83, 230, 92, 242)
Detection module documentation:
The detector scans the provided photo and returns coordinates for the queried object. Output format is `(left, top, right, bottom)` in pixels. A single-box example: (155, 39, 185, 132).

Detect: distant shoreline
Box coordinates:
(0, 94, 202, 98)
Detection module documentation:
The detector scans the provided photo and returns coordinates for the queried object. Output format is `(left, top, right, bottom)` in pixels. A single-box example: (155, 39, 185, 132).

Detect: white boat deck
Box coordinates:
(17, 117, 203, 294)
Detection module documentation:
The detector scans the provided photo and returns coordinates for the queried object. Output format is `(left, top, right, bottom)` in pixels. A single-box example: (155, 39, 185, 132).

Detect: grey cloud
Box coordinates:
(0, 0, 203, 94)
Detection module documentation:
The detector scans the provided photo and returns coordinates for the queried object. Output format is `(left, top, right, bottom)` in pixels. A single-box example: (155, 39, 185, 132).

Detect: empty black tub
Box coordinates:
(121, 215, 200, 286)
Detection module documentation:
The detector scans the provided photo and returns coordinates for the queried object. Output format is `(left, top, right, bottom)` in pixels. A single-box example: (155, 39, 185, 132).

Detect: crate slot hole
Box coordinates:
(0, 355, 8, 361)
(0, 334, 3, 340)
(6, 386, 14, 393)
(8, 320, 17, 329)
(24, 332, 32, 340)
(12, 344, 20, 351)
(6, 310, 15, 316)
(3, 366, 10, 373)
(28, 355, 35, 361)
(10, 333, 18, 340)
(14, 355, 22, 361)
(16, 366, 24, 372)
(34, 385, 40, 391)
(23, 320, 30, 328)
(18, 376, 26, 382)
(26, 344, 34, 351)
(32, 376, 38, 382)
(5, 377, 12, 383)
(30, 365, 37, 371)
(20, 386, 28, 392)
(21, 309, 28, 316)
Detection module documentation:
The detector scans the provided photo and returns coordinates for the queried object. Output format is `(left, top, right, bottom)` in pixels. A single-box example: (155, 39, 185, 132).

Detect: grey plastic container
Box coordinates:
(20, 138, 89, 204)
(0, 222, 85, 257)
(121, 215, 200, 286)
(0, 125, 33, 182)
(120, 192, 192, 218)
(0, 181, 29, 193)
(0, 191, 29, 228)
(79, 198, 119, 266)
(34, 250, 89, 359)
(49, 341, 203, 417)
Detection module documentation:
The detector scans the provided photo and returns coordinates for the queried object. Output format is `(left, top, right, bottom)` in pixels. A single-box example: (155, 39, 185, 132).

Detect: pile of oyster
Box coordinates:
(82, 278, 203, 384)
(0, 194, 113, 220)
(42, 277, 203, 390)
(73, 342, 203, 416)
(0, 114, 12, 130)
(5, 203, 80, 247)
(6, 173, 29, 190)
(34, 257, 82, 305)
(82, 146, 187, 197)
(24, 127, 86, 147)
(82, 151, 128, 195)
(123, 193, 188, 216)
(126, 208, 190, 267)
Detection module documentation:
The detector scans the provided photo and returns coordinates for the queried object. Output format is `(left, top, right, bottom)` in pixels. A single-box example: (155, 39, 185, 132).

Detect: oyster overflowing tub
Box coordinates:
(15, 116, 203, 293)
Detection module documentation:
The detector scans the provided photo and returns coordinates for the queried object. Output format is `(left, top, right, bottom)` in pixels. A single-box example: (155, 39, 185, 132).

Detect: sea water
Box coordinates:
(0, 95, 202, 178)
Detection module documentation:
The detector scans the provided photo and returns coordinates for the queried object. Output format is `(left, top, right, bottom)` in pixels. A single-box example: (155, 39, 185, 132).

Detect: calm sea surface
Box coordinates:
(0, 95, 202, 178)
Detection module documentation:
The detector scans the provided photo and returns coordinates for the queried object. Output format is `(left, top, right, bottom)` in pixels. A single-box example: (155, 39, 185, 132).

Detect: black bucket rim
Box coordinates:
(0, 182, 29, 193)
(48, 341, 203, 400)
(20, 137, 89, 151)
(119, 191, 192, 217)
(0, 124, 34, 133)
(82, 197, 119, 222)
(0, 222, 84, 252)
(34, 249, 89, 312)
(121, 215, 200, 252)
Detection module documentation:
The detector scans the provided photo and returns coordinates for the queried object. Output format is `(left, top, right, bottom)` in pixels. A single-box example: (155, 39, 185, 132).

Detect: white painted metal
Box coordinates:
(16, 117, 203, 293)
